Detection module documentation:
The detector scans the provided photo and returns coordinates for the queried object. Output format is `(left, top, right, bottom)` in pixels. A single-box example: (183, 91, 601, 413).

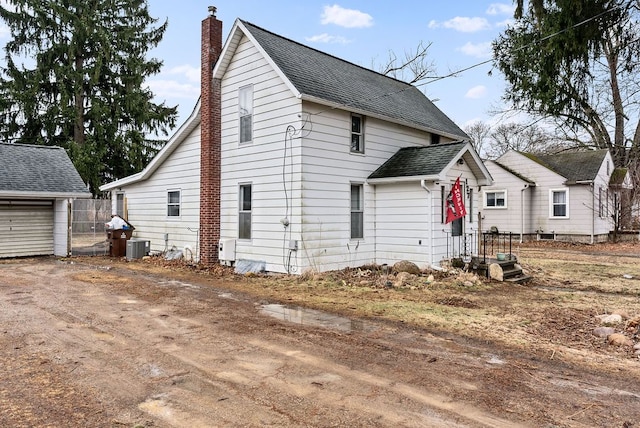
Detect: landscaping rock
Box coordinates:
(607, 333, 633, 347)
(592, 327, 616, 338)
(393, 261, 421, 275)
(488, 263, 503, 281)
(633, 343, 640, 351)
(393, 271, 415, 287)
(611, 309, 630, 320)
(597, 314, 623, 325)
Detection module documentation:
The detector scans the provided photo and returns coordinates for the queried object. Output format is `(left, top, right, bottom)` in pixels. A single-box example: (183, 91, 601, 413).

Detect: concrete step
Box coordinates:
(504, 274, 533, 284)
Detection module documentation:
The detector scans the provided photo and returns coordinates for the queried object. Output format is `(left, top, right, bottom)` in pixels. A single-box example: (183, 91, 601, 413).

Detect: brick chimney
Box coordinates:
(199, 6, 223, 265)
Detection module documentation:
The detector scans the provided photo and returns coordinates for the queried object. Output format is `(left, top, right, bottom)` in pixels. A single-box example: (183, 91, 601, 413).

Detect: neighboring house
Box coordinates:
(101, 10, 492, 273)
(482, 149, 631, 243)
(0, 143, 91, 257)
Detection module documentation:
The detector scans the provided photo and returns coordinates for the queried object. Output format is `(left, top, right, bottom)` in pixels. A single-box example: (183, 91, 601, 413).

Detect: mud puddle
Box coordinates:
(260, 303, 372, 333)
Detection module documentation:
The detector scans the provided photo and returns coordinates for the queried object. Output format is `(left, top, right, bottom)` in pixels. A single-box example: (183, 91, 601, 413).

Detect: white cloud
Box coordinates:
(0, 23, 9, 38)
(459, 42, 492, 58)
(321, 5, 373, 28)
(147, 79, 200, 100)
(465, 85, 488, 99)
(486, 3, 516, 16)
(305, 33, 351, 44)
(430, 17, 491, 33)
(166, 64, 200, 83)
(495, 18, 515, 28)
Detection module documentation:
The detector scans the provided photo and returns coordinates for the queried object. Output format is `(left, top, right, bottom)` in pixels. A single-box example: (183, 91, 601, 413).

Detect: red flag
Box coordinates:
(445, 176, 466, 224)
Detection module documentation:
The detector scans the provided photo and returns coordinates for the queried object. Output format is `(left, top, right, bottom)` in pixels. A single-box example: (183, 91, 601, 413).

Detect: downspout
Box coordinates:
(420, 180, 437, 270)
(591, 183, 595, 244)
(520, 184, 529, 243)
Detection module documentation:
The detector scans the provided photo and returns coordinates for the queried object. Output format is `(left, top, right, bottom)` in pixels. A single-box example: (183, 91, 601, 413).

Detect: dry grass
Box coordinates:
(81, 241, 640, 369)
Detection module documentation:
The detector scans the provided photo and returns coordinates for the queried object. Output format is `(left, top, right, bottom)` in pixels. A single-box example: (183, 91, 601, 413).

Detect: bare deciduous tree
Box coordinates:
(464, 121, 491, 157)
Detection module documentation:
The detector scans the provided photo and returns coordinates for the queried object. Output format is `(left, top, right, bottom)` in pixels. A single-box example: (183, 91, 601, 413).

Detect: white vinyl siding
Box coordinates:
(373, 183, 430, 265)
(0, 201, 54, 258)
(109, 126, 201, 255)
(219, 34, 302, 272)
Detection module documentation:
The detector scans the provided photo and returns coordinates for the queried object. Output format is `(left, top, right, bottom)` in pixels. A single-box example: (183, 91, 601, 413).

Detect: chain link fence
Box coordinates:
(71, 199, 112, 256)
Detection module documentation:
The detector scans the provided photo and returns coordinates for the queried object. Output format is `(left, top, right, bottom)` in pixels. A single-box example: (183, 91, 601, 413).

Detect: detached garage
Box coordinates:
(0, 143, 91, 258)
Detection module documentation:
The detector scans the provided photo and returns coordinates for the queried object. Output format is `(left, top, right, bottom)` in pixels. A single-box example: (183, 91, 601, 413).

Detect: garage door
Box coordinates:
(0, 201, 54, 258)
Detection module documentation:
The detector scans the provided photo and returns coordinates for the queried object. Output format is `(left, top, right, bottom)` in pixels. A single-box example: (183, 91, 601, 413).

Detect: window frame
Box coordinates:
(238, 84, 253, 144)
(115, 192, 125, 217)
(599, 186, 606, 218)
(167, 190, 181, 218)
(238, 183, 252, 240)
(549, 188, 569, 219)
(350, 183, 364, 239)
(483, 190, 507, 209)
(350, 113, 364, 154)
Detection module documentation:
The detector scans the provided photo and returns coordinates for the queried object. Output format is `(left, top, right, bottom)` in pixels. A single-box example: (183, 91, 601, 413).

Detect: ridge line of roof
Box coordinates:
(239, 19, 416, 89)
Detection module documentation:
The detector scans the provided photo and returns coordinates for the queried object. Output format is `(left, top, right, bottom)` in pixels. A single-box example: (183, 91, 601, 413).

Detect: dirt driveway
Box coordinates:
(0, 255, 638, 427)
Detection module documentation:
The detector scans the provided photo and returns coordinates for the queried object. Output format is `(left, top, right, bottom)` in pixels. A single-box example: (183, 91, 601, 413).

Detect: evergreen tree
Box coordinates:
(0, 0, 177, 194)
(493, 0, 640, 168)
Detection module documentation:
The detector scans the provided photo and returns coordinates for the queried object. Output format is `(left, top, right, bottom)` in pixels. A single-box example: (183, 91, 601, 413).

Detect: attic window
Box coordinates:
(431, 133, 440, 144)
(350, 114, 364, 153)
(239, 85, 253, 143)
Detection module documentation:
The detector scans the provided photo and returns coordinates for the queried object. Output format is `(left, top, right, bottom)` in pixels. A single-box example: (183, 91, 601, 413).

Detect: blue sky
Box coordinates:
(1, 1, 517, 134)
(145, 1, 516, 133)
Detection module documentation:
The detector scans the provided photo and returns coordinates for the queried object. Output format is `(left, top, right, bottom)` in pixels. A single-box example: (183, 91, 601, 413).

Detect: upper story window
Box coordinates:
(431, 133, 441, 144)
(350, 184, 364, 239)
(239, 184, 252, 240)
(239, 85, 253, 143)
(484, 190, 506, 208)
(351, 114, 364, 153)
(167, 190, 181, 217)
(550, 189, 569, 218)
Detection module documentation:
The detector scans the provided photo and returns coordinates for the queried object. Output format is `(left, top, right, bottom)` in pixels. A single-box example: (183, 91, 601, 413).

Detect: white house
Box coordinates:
(0, 143, 91, 258)
(482, 149, 630, 243)
(101, 9, 492, 273)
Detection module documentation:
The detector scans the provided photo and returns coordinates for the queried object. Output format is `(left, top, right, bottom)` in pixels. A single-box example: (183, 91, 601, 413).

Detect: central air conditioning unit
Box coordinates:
(218, 239, 236, 266)
(126, 239, 150, 260)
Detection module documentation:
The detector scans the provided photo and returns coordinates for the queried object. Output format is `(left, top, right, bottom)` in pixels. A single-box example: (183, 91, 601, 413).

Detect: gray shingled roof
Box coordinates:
(0, 143, 90, 195)
(525, 150, 608, 183)
(242, 21, 468, 140)
(368, 141, 467, 179)
(492, 160, 536, 185)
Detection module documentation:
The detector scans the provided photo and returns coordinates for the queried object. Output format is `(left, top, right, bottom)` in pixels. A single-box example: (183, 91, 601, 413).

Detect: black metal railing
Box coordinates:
(445, 231, 477, 261)
(480, 231, 514, 264)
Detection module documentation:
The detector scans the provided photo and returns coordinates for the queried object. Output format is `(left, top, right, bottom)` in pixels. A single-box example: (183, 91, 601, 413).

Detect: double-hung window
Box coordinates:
(239, 184, 252, 239)
(239, 85, 253, 143)
(167, 190, 181, 217)
(350, 114, 364, 153)
(116, 192, 125, 217)
(484, 190, 506, 208)
(350, 184, 363, 239)
(550, 189, 568, 218)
